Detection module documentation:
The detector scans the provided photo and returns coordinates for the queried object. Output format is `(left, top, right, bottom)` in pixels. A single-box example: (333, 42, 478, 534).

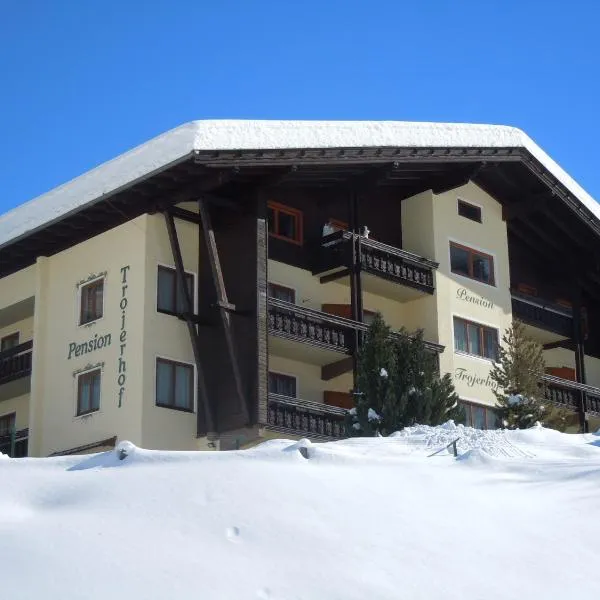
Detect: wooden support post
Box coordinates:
(573, 287, 588, 433)
(198, 198, 251, 425)
(163, 211, 215, 435)
(348, 191, 363, 390)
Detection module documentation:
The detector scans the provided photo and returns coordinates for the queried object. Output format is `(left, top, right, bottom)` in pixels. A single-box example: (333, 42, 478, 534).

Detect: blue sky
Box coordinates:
(1, 0, 599, 213)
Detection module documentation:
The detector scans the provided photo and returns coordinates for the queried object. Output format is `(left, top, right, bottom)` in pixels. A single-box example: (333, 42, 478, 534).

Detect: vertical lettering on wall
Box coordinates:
(117, 265, 130, 407)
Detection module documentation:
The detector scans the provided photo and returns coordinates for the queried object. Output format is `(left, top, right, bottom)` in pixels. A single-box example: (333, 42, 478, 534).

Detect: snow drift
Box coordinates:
(1, 423, 600, 600)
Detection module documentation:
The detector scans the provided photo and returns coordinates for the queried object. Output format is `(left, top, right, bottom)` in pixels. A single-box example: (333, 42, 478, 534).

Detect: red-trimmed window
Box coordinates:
(268, 202, 303, 244)
(450, 242, 495, 286)
(454, 317, 498, 361)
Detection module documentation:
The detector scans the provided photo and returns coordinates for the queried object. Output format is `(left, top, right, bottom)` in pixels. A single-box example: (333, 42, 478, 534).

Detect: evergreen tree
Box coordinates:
(490, 320, 567, 430)
(348, 313, 464, 436)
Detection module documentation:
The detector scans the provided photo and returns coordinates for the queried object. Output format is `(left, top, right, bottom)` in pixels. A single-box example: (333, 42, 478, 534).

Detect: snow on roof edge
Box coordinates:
(1, 119, 598, 250)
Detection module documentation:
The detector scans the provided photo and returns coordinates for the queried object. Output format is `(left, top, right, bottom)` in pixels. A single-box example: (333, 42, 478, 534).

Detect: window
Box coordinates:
(77, 369, 101, 416)
(156, 358, 194, 411)
(267, 202, 303, 244)
(450, 242, 495, 286)
(157, 266, 194, 315)
(267, 283, 296, 304)
(460, 401, 499, 430)
(457, 200, 482, 223)
(268, 372, 297, 397)
(1, 332, 20, 352)
(80, 278, 104, 325)
(454, 317, 498, 360)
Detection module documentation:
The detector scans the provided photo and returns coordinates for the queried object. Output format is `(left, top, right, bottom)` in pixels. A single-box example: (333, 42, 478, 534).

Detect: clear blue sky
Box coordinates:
(1, 0, 599, 213)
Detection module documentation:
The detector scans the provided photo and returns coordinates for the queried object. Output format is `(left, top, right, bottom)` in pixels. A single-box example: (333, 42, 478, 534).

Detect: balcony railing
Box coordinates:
(0, 340, 33, 386)
(268, 298, 354, 353)
(542, 374, 600, 417)
(314, 231, 437, 294)
(268, 298, 445, 356)
(0, 427, 29, 457)
(267, 393, 347, 440)
(512, 294, 573, 338)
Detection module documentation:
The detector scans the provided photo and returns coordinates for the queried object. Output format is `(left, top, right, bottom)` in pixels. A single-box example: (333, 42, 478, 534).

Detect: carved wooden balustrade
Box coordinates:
(268, 297, 354, 353)
(267, 393, 347, 440)
(512, 294, 573, 338)
(314, 231, 437, 294)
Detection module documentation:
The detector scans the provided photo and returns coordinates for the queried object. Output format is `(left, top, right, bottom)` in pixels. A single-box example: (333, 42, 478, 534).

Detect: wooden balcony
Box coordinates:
(511, 294, 573, 339)
(0, 340, 33, 386)
(268, 298, 354, 355)
(268, 298, 444, 364)
(313, 231, 437, 298)
(267, 393, 347, 440)
(542, 374, 600, 417)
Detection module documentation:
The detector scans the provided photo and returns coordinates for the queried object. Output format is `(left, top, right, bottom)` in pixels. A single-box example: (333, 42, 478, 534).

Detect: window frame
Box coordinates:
(457, 199, 482, 223)
(268, 371, 298, 398)
(79, 277, 105, 326)
(156, 264, 196, 317)
(1, 331, 20, 352)
(453, 316, 499, 361)
(155, 357, 195, 413)
(449, 241, 496, 286)
(267, 282, 296, 304)
(76, 367, 102, 417)
(460, 400, 499, 430)
(267, 201, 303, 245)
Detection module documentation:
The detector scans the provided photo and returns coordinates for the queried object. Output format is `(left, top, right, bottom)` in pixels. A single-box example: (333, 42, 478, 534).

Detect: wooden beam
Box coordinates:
(543, 339, 575, 351)
(322, 357, 354, 381)
(169, 206, 202, 225)
(163, 211, 215, 434)
(198, 199, 251, 425)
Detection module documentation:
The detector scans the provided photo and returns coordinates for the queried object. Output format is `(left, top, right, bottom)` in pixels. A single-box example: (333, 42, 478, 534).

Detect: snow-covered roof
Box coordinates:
(1, 119, 598, 249)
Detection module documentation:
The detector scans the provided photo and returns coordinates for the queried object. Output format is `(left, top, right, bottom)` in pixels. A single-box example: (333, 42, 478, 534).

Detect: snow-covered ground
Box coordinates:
(2, 423, 600, 599)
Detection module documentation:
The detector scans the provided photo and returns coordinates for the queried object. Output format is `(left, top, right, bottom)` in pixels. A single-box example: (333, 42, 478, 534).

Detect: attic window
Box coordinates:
(457, 200, 482, 223)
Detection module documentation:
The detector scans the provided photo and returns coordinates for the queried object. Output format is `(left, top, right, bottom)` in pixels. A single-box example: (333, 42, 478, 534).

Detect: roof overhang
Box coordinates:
(1, 120, 599, 282)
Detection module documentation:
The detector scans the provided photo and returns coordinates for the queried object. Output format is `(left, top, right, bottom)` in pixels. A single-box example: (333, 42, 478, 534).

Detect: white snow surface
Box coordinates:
(2, 424, 600, 599)
(1, 119, 599, 248)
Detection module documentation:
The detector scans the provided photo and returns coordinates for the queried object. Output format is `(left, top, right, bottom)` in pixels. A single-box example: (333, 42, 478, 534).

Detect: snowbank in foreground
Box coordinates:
(1, 424, 600, 600)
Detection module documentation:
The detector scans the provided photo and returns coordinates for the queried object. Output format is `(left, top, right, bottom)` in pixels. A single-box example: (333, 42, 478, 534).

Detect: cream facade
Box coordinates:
(2, 120, 600, 455)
